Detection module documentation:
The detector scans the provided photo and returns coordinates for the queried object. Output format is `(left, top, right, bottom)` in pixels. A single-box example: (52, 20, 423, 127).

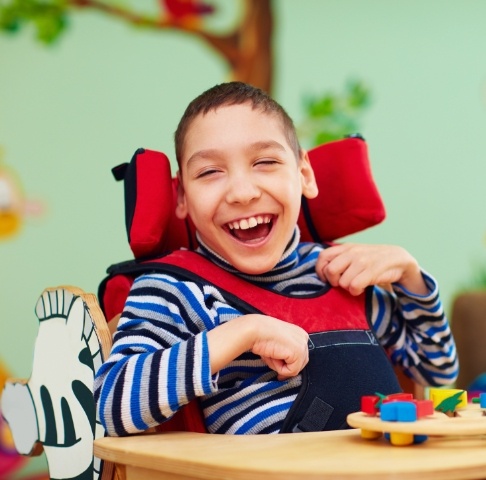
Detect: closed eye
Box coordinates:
(195, 168, 221, 179)
(254, 158, 279, 166)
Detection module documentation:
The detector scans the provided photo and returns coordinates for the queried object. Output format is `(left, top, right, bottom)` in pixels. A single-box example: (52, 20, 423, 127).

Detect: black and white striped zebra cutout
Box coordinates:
(2, 287, 112, 480)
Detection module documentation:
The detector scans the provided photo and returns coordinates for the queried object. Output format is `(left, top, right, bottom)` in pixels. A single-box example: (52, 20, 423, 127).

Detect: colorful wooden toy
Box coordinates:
(348, 390, 486, 446)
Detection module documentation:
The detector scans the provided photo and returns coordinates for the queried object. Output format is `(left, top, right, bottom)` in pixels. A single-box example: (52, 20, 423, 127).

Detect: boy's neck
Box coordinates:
(195, 227, 301, 280)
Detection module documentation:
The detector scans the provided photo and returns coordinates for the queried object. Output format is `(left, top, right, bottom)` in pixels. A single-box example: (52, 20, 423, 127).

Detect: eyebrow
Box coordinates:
(186, 140, 288, 167)
(247, 140, 288, 154)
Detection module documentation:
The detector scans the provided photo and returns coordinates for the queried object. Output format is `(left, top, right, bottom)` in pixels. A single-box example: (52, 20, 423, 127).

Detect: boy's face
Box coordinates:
(176, 104, 318, 274)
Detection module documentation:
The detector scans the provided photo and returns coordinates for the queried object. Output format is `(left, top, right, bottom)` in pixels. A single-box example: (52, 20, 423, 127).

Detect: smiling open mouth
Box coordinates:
(227, 215, 273, 243)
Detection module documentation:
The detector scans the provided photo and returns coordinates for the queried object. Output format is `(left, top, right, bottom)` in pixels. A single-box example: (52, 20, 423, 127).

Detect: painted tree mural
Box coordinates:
(0, 0, 274, 92)
(1, 0, 370, 143)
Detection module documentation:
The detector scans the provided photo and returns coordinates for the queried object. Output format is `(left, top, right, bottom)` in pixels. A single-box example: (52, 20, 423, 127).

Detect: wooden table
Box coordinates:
(94, 428, 486, 480)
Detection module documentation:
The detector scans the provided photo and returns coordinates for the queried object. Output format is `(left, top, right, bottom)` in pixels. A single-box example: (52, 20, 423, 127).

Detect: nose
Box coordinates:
(225, 173, 261, 205)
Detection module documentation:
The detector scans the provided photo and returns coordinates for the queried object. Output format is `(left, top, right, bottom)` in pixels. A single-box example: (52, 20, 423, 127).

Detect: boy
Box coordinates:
(95, 82, 458, 436)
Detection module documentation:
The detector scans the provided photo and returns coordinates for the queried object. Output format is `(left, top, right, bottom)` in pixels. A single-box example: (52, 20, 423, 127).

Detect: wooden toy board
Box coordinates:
(347, 404, 486, 436)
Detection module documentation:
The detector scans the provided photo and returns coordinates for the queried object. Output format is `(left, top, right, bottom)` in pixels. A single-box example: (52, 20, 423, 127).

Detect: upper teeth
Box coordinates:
(228, 215, 271, 230)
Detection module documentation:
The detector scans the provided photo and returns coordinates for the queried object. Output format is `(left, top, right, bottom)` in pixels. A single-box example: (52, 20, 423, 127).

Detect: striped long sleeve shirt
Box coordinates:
(94, 231, 458, 436)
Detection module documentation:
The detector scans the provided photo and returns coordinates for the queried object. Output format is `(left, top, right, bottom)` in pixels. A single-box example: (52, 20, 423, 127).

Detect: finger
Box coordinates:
(336, 262, 368, 293)
(346, 280, 366, 296)
(317, 245, 357, 284)
(343, 266, 396, 296)
(277, 363, 297, 380)
(317, 244, 347, 264)
(322, 254, 354, 287)
(263, 351, 306, 380)
(278, 356, 306, 379)
(266, 359, 295, 381)
(316, 259, 330, 282)
(262, 357, 286, 376)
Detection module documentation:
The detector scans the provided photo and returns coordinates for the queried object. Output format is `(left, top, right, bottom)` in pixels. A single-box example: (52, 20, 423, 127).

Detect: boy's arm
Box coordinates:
(95, 275, 309, 436)
(315, 243, 458, 386)
(206, 314, 309, 381)
(94, 328, 212, 436)
(371, 274, 458, 386)
(94, 274, 221, 436)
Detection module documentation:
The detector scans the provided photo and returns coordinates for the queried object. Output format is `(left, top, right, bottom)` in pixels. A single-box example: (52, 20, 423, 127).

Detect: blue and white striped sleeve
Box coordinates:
(94, 273, 218, 436)
(370, 270, 458, 387)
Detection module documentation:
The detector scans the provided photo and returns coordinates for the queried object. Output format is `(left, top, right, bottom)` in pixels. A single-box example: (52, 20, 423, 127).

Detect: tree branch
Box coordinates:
(68, 0, 240, 64)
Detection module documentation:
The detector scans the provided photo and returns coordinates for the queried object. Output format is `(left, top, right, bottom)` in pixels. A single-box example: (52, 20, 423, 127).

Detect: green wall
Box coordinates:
(1, 0, 486, 474)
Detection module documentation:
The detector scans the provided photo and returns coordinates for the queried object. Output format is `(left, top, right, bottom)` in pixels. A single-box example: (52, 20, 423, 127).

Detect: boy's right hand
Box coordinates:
(249, 315, 309, 380)
(207, 314, 309, 380)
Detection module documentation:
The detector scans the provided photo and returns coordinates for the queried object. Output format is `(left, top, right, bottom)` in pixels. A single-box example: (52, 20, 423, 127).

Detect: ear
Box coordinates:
(175, 172, 188, 219)
(299, 150, 319, 199)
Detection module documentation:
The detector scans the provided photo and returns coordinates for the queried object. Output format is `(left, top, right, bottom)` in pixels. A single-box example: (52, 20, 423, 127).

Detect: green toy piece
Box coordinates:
(434, 390, 465, 414)
(374, 392, 387, 409)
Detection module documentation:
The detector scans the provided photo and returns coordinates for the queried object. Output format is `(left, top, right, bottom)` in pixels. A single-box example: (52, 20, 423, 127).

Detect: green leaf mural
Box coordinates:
(298, 79, 371, 147)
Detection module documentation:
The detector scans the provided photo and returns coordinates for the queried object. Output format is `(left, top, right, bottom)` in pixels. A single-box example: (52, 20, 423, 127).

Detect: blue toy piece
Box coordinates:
(379, 400, 428, 445)
(381, 401, 417, 422)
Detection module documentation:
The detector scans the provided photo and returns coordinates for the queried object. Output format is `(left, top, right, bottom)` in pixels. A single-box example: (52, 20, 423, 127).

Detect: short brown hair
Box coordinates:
(174, 82, 301, 164)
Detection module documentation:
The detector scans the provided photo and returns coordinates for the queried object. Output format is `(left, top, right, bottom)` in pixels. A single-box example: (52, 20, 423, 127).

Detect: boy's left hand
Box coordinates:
(316, 243, 429, 296)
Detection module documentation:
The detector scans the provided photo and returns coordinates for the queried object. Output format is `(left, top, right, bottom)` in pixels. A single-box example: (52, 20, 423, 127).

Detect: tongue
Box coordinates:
(233, 223, 271, 242)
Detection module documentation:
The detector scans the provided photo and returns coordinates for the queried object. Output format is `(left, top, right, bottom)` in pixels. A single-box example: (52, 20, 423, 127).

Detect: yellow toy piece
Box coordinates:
(389, 432, 414, 446)
(360, 428, 382, 440)
(429, 388, 468, 412)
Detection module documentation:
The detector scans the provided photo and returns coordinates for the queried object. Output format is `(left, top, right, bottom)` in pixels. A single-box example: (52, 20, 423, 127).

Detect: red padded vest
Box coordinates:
(100, 249, 401, 433)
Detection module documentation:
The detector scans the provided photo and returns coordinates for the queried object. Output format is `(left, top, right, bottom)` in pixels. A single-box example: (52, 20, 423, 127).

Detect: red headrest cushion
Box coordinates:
(299, 137, 385, 242)
(120, 137, 385, 259)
